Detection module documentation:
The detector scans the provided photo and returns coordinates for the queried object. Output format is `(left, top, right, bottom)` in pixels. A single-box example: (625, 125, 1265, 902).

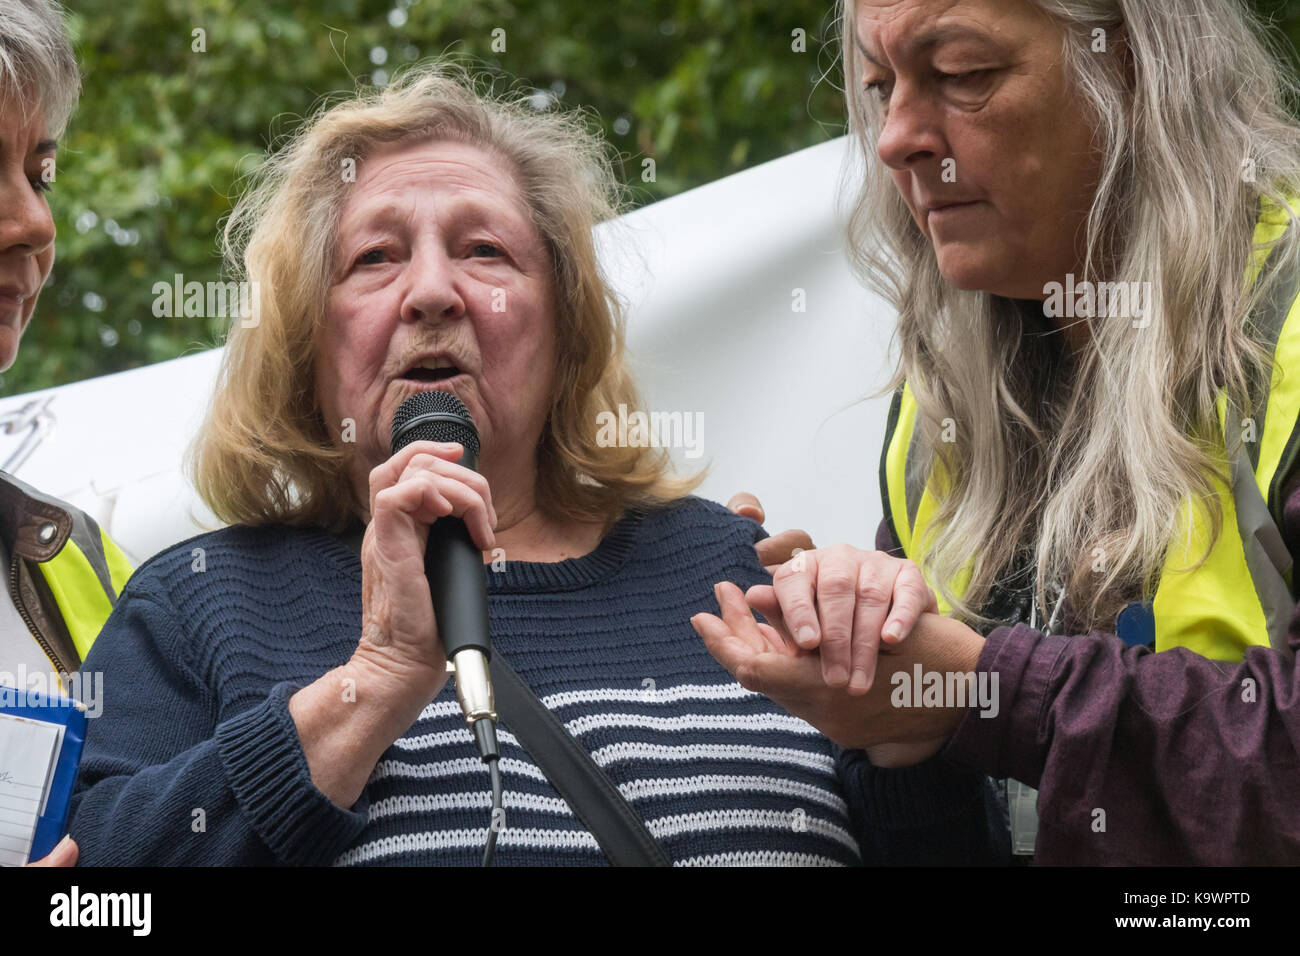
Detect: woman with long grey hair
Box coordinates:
(703, 0, 1300, 863)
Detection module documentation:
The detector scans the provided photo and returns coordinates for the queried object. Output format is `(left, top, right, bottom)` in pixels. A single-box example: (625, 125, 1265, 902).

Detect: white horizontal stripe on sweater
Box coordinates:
(391, 727, 525, 752)
(369, 773, 849, 823)
(371, 755, 548, 785)
(588, 741, 835, 774)
(675, 851, 847, 867)
(380, 737, 833, 785)
(334, 826, 601, 866)
(391, 713, 821, 755)
(644, 809, 858, 855)
(541, 683, 758, 710)
(617, 773, 849, 814)
(390, 726, 476, 751)
(413, 699, 468, 722)
(562, 711, 819, 738)
(336, 820, 854, 867)
(369, 789, 574, 821)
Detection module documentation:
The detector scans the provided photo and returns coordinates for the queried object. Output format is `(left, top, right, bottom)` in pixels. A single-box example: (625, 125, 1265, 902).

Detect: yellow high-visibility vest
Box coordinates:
(36, 510, 133, 663)
(880, 199, 1300, 661)
(1, 470, 133, 670)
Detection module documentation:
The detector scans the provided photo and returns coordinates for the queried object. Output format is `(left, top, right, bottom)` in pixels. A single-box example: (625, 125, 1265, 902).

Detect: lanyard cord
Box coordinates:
(1028, 577, 1066, 636)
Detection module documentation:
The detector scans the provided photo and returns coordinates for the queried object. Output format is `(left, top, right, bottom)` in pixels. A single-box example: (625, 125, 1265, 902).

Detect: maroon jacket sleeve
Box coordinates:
(924, 480, 1300, 864)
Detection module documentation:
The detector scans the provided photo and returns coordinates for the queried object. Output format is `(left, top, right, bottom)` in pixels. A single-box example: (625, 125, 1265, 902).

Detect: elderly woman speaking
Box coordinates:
(67, 67, 1001, 866)
(700, 0, 1300, 865)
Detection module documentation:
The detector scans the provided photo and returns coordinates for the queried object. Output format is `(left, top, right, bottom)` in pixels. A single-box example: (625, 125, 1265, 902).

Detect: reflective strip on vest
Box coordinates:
(881, 198, 1300, 661)
(36, 511, 128, 661)
(101, 528, 133, 600)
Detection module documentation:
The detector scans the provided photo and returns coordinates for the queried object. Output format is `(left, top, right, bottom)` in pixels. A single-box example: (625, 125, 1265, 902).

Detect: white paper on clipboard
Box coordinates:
(0, 712, 63, 867)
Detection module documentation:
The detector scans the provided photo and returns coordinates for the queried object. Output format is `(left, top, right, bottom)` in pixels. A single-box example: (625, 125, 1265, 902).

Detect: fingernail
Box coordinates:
(826, 665, 849, 686)
(796, 625, 816, 646)
(850, 670, 869, 693)
(883, 621, 902, 641)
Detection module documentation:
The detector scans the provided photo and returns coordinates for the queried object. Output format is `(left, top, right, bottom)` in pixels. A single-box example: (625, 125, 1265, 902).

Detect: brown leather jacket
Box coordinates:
(0, 470, 128, 673)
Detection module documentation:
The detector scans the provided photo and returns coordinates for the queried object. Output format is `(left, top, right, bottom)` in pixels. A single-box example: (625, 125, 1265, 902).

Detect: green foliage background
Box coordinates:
(6, 0, 1300, 395)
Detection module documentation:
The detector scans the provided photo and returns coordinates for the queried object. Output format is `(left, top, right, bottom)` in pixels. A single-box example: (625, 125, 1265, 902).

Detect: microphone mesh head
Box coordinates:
(390, 390, 481, 460)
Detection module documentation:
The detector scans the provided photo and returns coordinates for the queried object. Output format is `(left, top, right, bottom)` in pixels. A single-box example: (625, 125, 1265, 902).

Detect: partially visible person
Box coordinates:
(1, 0, 133, 867)
(704, 0, 1300, 864)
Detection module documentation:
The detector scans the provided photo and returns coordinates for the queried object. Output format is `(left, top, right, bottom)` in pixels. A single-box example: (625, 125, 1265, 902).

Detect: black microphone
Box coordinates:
(390, 391, 498, 763)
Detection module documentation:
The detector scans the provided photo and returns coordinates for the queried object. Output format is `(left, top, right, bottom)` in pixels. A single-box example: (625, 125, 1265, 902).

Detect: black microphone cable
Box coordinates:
(479, 719, 503, 867)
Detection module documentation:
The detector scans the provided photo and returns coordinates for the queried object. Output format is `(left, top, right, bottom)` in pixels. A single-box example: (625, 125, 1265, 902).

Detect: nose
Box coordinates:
(874, 83, 947, 173)
(0, 168, 56, 260)
(400, 241, 466, 325)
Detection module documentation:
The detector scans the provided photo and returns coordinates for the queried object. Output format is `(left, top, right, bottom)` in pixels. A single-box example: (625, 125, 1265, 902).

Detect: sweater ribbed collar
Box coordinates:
(324, 507, 645, 595)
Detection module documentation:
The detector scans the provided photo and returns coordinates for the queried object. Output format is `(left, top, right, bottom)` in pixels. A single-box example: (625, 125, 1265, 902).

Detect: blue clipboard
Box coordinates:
(0, 686, 87, 863)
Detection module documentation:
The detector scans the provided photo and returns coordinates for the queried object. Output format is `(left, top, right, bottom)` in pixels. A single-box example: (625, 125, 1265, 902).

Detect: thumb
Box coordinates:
(27, 835, 78, 867)
(726, 492, 765, 523)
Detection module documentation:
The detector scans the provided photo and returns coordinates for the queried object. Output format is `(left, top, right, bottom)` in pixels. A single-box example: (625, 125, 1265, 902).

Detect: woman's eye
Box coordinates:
(939, 69, 990, 86)
(471, 242, 504, 258)
(356, 247, 387, 265)
(862, 69, 991, 104)
(29, 176, 52, 195)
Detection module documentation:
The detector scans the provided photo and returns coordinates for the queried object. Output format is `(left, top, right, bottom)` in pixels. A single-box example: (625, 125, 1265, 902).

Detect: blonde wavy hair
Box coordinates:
(190, 63, 702, 532)
(842, 0, 1300, 632)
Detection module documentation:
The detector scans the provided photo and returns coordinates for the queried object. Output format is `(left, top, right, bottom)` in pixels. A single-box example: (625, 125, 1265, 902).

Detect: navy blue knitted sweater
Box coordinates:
(69, 495, 1004, 866)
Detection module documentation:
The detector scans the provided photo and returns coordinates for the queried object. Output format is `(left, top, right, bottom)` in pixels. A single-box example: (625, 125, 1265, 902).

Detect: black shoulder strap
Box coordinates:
(489, 654, 670, 867)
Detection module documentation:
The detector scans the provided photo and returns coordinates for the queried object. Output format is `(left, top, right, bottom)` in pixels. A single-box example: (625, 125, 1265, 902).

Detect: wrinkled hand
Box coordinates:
(753, 542, 938, 694)
(692, 581, 868, 749)
(692, 582, 983, 766)
(725, 494, 937, 693)
(357, 439, 497, 694)
(726, 492, 815, 574)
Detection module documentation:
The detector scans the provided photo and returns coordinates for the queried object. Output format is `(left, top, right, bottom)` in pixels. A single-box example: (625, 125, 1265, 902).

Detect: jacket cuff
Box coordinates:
(837, 745, 988, 830)
(943, 624, 1071, 786)
(215, 681, 369, 866)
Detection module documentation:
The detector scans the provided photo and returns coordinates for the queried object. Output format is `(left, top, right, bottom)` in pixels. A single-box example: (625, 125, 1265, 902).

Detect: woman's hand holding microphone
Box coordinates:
(289, 440, 496, 808)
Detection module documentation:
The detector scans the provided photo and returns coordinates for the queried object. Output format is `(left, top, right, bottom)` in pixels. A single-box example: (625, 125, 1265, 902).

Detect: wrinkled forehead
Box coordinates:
(355, 137, 520, 189)
(852, 0, 1035, 66)
(335, 137, 532, 233)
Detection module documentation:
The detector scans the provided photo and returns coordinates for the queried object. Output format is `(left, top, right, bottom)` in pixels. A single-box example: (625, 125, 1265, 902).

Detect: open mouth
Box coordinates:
(402, 366, 461, 383)
(399, 359, 464, 384)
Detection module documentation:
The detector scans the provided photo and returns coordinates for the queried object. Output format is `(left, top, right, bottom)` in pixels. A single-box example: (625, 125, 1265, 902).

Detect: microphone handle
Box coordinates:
(424, 517, 493, 660)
